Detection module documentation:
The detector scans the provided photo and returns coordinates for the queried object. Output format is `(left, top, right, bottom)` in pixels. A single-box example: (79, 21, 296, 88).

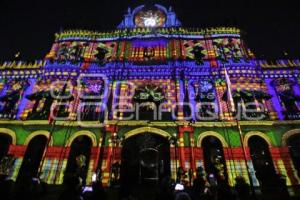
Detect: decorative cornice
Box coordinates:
(54, 27, 241, 41)
(258, 59, 300, 69)
(1, 120, 300, 128)
(0, 61, 45, 70)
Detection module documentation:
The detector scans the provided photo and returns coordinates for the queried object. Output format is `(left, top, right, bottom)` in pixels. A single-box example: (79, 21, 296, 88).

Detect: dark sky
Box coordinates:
(0, 0, 299, 61)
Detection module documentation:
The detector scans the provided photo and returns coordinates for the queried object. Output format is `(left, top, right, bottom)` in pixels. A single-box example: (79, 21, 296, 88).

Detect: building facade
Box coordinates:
(0, 4, 300, 191)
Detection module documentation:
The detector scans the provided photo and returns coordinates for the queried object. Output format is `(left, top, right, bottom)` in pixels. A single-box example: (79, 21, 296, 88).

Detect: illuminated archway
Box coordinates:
(0, 128, 16, 161)
(121, 129, 171, 192)
(0, 128, 16, 145)
(244, 131, 272, 147)
(197, 131, 228, 147)
(124, 127, 171, 139)
(64, 135, 93, 184)
(24, 130, 53, 146)
(66, 130, 97, 147)
(282, 129, 300, 177)
(282, 129, 300, 146)
(17, 135, 48, 180)
(248, 135, 276, 187)
(201, 135, 228, 182)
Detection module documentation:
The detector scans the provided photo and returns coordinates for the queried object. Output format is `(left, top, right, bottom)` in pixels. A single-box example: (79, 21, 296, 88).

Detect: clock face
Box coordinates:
(134, 9, 166, 28)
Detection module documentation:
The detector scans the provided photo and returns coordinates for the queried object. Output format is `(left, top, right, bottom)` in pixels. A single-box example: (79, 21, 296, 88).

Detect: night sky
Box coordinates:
(0, 0, 299, 61)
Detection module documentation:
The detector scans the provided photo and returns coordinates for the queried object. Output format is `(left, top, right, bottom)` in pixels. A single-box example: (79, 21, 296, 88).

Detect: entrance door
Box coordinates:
(248, 136, 276, 187)
(139, 148, 159, 183)
(202, 136, 227, 182)
(120, 133, 170, 197)
(17, 135, 47, 180)
(64, 136, 92, 184)
(0, 133, 12, 162)
(287, 134, 300, 178)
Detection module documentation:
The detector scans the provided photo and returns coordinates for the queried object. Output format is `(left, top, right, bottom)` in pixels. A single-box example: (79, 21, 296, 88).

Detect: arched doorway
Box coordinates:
(0, 133, 12, 161)
(64, 135, 92, 184)
(248, 136, 276, 187)
(202, 136, 227, 182)
(17, 135, 47, 180)
(120, 133, 170, 197)
(287, 134, 300, 177)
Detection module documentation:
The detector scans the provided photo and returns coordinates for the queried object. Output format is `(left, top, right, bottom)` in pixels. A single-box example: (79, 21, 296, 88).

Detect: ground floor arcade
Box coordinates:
(0, 121, 300, 195)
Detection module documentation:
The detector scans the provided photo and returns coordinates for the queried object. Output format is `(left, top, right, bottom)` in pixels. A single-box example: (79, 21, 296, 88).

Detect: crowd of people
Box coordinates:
(0, 168, 292, 200)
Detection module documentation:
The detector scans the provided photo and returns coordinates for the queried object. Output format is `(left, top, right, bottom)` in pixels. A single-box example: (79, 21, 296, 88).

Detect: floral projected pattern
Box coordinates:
(134, 9, 166, 28)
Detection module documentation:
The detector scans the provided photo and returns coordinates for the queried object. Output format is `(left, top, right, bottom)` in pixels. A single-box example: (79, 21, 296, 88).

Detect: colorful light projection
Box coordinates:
(192, 80, 217, 119)
(0, 80, 30, 119)
(47, 41, 117, 64)
(45, 29, 250, 65)
(183, 40, 209, 64)
(115, 79, 176, 120)
(78, 78, 106, 121)
(53, 27, 241, 42)
(21, 79, 75, 120)
(212, 38, 244, 62)
(272, 78, 300, 119)
(128, 39, 168, 63)
(134, 9, 166, 28)
(2, 3, 300, 190)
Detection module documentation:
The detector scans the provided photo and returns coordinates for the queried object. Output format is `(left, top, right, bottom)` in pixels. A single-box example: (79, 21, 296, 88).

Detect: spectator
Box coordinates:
(277, 173, 289, 200)
(217, 179, 235, 200)
(0, 175, 14, 200)
(90, 181, 106, 200)
(193, 174, 212, 200)
(59, 175, 83, 200)
(235, 176, 250, 200)
(175, 191, 192, 200)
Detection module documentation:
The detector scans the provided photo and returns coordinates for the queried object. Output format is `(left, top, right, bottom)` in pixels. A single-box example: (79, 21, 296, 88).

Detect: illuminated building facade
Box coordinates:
(0, 4, 299, 191)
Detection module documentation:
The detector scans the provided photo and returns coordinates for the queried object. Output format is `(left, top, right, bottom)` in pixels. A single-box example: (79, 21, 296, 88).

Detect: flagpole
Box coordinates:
(224, 67, 256, 199)
(38, 79, 69, 177)
(38, 116, 57, 177)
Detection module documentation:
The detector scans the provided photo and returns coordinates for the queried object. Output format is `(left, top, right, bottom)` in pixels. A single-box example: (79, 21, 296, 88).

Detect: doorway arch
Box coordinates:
(197, 131, 228, 147)
(0, 128, 16, 145)
(64, 135, 93, 184)
(244, 131, 272, 147)
(201, 136, 227, 182)
(0, 128, 16, 161)
(120, 132, 171, 197)
(248, 135, 276, 187)
(0, 133, 13, 162)
(124, 127, 171, 139)
(17, 135, 48, 180)
(282, 130, 300, 178)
